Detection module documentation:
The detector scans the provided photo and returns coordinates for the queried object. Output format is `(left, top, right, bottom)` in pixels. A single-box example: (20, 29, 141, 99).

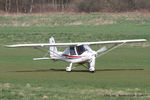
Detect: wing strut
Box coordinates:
(96, 42, 126, 58)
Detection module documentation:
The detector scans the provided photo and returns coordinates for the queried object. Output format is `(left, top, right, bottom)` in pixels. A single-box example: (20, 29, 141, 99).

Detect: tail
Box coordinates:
(49, 37, 58, 58)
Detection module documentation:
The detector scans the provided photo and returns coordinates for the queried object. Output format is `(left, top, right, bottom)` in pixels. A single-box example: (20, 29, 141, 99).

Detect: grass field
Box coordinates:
(0, 12, 150, 100)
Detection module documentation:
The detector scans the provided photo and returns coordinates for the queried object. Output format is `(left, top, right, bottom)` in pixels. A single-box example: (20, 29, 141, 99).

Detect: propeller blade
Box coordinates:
(97, 46, 107, 53)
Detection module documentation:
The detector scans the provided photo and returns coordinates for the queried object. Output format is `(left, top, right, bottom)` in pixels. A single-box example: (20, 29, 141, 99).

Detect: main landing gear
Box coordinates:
(65, 63, 95, 73)
(89, 67, 95, 73)
(66, 63, 72, 72)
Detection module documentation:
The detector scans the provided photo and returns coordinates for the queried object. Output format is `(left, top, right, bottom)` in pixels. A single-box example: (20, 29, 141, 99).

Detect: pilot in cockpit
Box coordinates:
(76, 45, 86, 55)
(70, 47, 76, 55)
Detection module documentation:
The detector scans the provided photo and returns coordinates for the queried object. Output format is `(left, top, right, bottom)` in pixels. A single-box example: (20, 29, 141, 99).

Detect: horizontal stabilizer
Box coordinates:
(33, 57, 51, 60)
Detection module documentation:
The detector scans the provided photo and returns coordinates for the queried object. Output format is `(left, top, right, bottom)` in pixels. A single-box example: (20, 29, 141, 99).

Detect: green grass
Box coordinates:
(0, 13, 150, 100)
(0, 24, 150, 44)
(0, 46, 150, 100)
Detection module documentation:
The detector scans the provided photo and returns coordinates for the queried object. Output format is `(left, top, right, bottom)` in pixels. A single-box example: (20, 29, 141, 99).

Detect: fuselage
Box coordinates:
(51, 45, 96, 64)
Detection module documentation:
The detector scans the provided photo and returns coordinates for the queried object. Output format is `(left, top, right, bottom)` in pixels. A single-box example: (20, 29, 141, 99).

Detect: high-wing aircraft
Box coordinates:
(5, 37, 147, 72)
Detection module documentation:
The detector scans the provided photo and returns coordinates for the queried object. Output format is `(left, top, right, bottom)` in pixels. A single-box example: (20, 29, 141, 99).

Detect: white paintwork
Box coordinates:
(33, 57, 51, 60)
(5, 39, 146, 47)
(5, 37, 147, 72)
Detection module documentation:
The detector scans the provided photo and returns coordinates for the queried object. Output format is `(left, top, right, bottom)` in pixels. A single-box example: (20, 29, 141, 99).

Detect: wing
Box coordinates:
(5, 39, 147, 47)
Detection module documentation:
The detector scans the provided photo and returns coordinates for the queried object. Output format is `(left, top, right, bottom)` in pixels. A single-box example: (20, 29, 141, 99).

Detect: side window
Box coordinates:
(77, 45, 85, 55)
(70, 47, 76, 55)
(63, 48, 70, 55)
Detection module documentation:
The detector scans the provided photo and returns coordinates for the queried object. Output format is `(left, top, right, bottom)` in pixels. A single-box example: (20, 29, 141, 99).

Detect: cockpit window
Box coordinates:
(70, 47, 76, 55)
(76, 45, 86, 55)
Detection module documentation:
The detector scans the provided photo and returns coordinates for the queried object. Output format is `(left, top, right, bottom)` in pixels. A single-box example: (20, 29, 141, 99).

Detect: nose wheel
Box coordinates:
(66, 67, 71, 72)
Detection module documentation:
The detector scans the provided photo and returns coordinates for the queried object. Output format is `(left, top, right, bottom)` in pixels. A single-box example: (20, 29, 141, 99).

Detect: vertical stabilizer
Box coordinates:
(49, 37, 58, 58)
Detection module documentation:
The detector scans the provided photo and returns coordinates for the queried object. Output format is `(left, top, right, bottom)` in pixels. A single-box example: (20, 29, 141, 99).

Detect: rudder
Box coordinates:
(49, 37, 57, 58)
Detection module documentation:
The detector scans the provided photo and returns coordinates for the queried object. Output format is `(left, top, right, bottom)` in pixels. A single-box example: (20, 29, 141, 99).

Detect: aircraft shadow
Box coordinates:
(10, 68, 144, 73)
(50, 68, 144, 72)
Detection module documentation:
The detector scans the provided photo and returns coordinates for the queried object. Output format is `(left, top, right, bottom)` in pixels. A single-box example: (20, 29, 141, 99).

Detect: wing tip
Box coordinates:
(4, 44, 22, 48)
(4, 45, 14, 47)
(137, 39, 147, 42)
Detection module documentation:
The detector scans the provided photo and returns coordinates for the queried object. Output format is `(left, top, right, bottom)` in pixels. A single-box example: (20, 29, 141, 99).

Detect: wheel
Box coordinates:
(66, 67, 71, 72)
(89, 67, 95, 72)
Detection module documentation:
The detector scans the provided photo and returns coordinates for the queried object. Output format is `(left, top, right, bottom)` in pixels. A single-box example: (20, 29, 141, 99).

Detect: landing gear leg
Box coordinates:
(89, 56, 96, 73)
(66, 63, 72, 72)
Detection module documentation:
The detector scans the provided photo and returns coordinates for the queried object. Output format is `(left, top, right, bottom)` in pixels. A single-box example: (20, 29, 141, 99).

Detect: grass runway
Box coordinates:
(0, 13, 150, 100)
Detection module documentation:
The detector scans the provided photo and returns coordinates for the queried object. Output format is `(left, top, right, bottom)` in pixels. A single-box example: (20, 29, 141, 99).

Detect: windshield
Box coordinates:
(76, 45, 86, 55)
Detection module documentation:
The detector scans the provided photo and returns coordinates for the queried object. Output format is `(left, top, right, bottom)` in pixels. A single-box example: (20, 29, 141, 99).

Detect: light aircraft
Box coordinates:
(5, 37, 147, 72)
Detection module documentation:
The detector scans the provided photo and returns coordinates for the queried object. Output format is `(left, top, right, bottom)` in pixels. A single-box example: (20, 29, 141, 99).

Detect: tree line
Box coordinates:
(0, 0, 150, 13)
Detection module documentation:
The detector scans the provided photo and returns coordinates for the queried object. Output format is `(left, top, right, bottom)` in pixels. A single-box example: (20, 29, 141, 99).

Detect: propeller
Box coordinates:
(96, 46, 107, 53)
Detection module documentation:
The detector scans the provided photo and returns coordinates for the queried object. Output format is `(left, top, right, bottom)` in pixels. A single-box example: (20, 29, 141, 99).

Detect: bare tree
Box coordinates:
(30, 0, 34, 13)
(5, 0, 8, 12)
(0, 0, 150, 13)
(8, 0, 11, 12)
(16, 0, 19, 13)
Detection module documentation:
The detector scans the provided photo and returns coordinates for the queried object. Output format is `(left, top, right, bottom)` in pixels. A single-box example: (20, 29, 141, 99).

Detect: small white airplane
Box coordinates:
(5, 37, 147, 72)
